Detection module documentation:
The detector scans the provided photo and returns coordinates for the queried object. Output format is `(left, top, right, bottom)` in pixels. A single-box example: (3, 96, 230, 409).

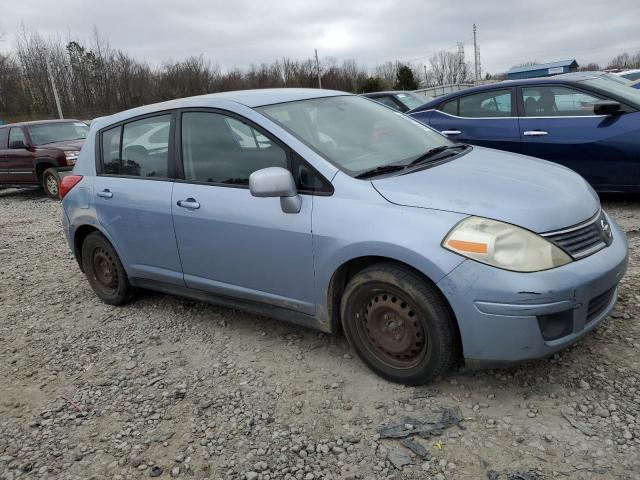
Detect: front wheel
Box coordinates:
(42, 168, 61, 199)
(340, 263, 458, 385)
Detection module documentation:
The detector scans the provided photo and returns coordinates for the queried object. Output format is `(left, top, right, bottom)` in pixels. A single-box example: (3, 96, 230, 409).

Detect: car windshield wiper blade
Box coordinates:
(408, 144, 468, 167)
(355, 164, 407, 179)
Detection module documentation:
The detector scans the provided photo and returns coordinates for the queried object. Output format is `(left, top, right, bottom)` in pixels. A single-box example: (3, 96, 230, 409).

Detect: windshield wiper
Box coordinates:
(355, 144, 469, 179)
(355, 164, 407, 179)
(408, 144, 468, 167)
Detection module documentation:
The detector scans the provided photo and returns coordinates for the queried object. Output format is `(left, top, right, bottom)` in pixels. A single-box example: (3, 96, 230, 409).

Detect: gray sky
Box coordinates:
(1, 0, 639, 74)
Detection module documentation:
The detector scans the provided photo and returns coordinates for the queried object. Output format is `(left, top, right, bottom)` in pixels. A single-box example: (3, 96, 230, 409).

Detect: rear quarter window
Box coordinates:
(0, 128, 8, 149)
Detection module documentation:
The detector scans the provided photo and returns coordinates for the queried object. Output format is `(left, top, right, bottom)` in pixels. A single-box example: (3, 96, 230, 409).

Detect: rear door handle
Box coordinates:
(441, 130, 461, 135)
(177, 198, 200, 210)
(97, 189, 113, 198)
(523, 130, 548, 136)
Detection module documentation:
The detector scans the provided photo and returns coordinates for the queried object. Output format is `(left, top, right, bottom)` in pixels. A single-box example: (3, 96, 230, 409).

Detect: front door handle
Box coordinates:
(177, 198, 200, 210)
(97, 189, 113, 198)
(523, 130, 548, 136)
(441, 130, 461, 135)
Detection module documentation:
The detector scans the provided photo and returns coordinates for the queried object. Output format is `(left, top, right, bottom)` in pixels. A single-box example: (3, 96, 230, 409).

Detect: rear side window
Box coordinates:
(100, 115, 171, 177)
(0, 128, 8, 148)
(458, 90, 512, 118)
(181, 111, 287, 186)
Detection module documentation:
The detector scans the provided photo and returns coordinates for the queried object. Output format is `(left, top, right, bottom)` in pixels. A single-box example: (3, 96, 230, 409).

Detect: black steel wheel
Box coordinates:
(82, 232, 131, 305)
(340, 263, 457, 385)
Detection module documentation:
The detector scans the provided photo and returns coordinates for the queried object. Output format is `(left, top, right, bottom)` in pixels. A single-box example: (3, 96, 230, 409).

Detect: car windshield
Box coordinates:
(395, 92, 429, 110)
(28, 122, 89, 146)
(579, 76, 640, 107)
(621, 71, 640, 81)
(257, 95, 450, 176)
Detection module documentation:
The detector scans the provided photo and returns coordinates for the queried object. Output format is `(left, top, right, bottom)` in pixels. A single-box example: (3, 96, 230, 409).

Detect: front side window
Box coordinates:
(181, 112, 287, 185)
(27, 122, 88, 146)
(458, 90, 512, 118)
(9, 127, 26, 147)
(522, 86, 602, 117)
(100, 114, 171, 177)
(257, 95, 450, 176)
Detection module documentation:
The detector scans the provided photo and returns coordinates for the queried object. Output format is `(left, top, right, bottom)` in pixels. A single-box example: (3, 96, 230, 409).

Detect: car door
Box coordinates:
(171, 109, 316, 315)
(0, 127, 8, 182)
(417, 88, 521, 152)
(517, 84, 640, 189)
(93, 112, 184, 286)
(6, 127, 36, 183)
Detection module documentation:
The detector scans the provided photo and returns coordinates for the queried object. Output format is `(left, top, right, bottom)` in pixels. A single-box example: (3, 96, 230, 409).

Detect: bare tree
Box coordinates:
(425, 51, 472, 87)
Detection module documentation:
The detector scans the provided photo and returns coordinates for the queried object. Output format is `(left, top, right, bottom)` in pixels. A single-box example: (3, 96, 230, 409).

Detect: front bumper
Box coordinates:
(437, 212, 629, 365)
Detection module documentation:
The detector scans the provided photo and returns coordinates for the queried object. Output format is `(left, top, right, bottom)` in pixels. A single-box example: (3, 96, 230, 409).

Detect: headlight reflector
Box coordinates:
(443, 217, 572, 272)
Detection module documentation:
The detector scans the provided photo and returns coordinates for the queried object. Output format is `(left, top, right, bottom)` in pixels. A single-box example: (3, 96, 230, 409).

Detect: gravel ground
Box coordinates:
(1, 187, 639, 480)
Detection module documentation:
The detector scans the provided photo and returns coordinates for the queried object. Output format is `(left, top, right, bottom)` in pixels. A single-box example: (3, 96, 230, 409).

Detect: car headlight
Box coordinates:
(64, 151, 79, 165)
(443, 216, 572, 272)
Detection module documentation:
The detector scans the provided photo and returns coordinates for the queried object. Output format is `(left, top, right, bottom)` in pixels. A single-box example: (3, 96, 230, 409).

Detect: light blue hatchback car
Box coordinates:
(61, 89, 628, 384)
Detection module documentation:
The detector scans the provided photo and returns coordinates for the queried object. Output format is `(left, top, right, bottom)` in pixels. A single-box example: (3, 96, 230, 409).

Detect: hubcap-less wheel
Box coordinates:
(357, 291, 427, 369)
(92, 247, 119, 294)
(45, 174, 58, 196)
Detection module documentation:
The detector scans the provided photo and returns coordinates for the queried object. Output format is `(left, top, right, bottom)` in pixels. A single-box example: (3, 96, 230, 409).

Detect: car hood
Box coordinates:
(371, 147, 599, 233)
(37, 139, 84, 150)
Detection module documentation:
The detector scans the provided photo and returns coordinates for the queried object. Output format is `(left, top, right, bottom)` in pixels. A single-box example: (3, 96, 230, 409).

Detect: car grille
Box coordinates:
(542, 211, 613, 260)
(587, 287, 616, 322)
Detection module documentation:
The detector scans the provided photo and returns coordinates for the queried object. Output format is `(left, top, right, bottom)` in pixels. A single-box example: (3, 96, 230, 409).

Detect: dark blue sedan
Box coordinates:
(408, 72, 640, 192)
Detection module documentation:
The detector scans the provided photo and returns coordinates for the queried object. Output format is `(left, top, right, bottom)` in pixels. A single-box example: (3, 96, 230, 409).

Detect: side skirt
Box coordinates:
(129, 277, 332, 333)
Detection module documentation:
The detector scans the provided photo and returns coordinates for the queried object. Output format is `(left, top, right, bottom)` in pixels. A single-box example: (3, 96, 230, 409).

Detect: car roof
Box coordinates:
(90, 88, 350, 132)
(363, 91, 419, 96)
(0, 119, 84, 128)
(409, 72, 613, 113)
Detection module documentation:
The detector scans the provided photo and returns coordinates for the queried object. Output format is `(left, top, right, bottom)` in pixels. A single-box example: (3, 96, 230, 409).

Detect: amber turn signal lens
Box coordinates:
(446, 239, 488, 254)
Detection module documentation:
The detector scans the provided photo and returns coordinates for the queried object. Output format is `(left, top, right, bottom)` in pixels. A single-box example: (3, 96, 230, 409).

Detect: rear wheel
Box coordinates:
(42, 168, 60, 199)
(81, 232, 132, 305)
(340, 263, 457, 385)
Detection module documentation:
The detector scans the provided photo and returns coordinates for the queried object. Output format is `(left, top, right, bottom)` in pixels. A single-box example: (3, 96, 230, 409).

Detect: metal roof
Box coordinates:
(508, 60, 578, 74)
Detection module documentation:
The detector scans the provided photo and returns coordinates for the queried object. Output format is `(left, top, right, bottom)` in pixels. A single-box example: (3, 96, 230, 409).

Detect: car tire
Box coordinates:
(81, 232, 132, 305)
(42, 168, 61, 199)
(340, 263, 457, 385)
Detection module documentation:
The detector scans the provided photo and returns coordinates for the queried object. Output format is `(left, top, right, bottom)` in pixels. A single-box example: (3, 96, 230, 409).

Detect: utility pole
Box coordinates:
(314, 49, 322, 89)
(473, 23, 481, 82)
(46, 57, 63, 119)
(423, 64, 428, 86)
(457, 42, 465, 84)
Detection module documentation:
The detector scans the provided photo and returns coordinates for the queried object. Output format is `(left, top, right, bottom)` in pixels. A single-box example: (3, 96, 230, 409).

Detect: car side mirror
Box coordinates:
(593, 100, 622, 116)
(9, 140, 27, 149)
(249, 167, 301, 214)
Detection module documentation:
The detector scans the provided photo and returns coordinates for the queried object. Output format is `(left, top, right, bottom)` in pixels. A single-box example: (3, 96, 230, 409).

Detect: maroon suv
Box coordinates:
(0, 119, 89, 198)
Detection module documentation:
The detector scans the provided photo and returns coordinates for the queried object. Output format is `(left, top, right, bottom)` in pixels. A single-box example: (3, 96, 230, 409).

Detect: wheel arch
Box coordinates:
(325, 255, 462, 355)
(72, 223, 127, 274)
(35, 158, 56, 180)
